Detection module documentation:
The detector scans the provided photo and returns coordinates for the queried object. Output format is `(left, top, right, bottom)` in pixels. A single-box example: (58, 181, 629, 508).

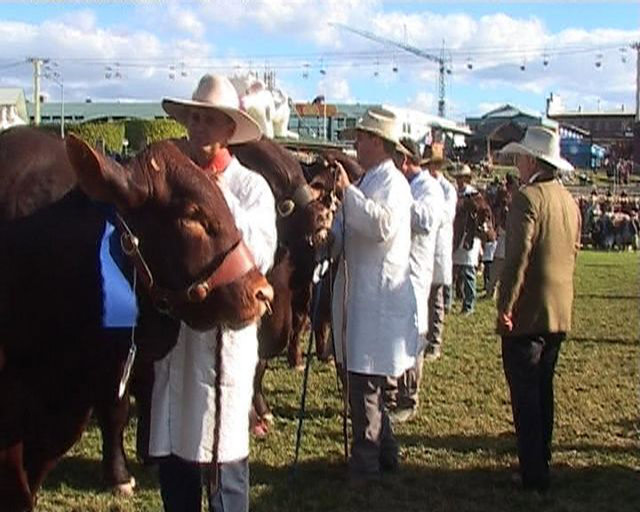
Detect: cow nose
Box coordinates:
(255, 283, 274, 316)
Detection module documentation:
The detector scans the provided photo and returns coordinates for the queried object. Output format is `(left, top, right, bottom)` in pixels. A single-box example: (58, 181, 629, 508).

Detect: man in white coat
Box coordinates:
(149, 74, 278, 512)
(424, 152, 457, 361)
(386, 137, 445, 423)
(331, 107, 417, 481)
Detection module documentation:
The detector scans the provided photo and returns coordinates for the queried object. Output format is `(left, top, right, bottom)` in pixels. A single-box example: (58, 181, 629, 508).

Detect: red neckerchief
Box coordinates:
(204, 148, 232, 175)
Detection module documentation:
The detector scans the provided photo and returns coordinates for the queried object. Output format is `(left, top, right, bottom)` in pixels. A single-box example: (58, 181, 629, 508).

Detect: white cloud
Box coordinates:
(408, 91, 435, 112)
(0, 4, 636, 115)
(137, 2, 205, 39)
(0, 10, 215, 102)
(199, 0, 381, 47)
(57, 9, 97, 32)
(172, 9, 205, 39)
(318, 75, 352, 102)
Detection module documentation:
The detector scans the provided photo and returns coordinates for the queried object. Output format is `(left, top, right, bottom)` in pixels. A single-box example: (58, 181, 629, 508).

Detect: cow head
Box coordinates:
(65, 135, 273, 330)
(454, 192, 496, 250)
(232, 137, 333, 249)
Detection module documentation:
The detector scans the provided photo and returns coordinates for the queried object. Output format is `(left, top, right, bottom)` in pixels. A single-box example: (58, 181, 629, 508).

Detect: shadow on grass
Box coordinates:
(398, 432, 514, 455)
(582, 262, 635, 267)
(568, 336, 638, 345)
(250, 459, 640, 512)
(575, 293, 640, 299)
(42, 456, 159, 493)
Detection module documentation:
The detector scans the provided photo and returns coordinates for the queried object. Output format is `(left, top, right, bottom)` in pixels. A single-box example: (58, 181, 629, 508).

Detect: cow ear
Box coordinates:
(65, 134, 146, 209)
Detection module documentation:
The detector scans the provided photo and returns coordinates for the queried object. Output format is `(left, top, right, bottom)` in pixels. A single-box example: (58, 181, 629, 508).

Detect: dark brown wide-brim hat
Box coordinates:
(162, 74, 262, 145)
(397, 137, 421, 161)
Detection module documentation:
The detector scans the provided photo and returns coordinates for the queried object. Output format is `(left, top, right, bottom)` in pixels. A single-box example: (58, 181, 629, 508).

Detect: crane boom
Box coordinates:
(330, 22, 448, 117)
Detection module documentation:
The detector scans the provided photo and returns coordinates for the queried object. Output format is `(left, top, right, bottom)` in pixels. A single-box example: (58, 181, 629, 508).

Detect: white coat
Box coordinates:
(331, 158, 417, 378)
(148, 157, 277, 464)
(432, 173, 456, 286)
(408, 171, 445, 336)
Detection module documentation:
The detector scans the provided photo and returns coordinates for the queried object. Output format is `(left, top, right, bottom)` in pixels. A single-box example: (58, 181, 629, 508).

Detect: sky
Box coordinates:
(1, 1, 639, 122)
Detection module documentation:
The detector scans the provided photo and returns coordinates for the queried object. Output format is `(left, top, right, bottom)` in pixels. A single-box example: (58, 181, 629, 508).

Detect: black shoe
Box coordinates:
(521, 476, 550, 493)
(348, 471, 382, 488)
(379, 452, 399, 473)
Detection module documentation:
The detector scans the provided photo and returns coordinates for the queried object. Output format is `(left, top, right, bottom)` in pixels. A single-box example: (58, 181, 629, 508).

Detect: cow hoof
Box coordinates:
(112, 477, 136, 497)
(295, 363, 305, 372)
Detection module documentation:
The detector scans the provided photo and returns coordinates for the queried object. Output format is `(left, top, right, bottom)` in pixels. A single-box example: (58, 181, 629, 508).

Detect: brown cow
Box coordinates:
(453, 189, 495, 253)
(231, 137, 334, 429)
(294, 150, 365, 368)
(0, 126, 273, 511)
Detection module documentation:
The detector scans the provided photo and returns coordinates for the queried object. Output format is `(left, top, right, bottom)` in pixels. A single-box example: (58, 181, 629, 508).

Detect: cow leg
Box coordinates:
(0, 364, 32, 511)
(0, 443, 33, 512)
(287, 286, 311, 370)
(288, 312, 308, 371)
(130, 358, 155, 466)
(314, 321, 333, 363)
(23, 403, 93, 506)
(93, 329, 135, 495)
(252, 358, 272, 424)
(94, 393, 135, 496)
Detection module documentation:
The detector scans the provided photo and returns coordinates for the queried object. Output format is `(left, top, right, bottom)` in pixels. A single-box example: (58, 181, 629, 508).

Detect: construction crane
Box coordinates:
(330, 23, 449, 117)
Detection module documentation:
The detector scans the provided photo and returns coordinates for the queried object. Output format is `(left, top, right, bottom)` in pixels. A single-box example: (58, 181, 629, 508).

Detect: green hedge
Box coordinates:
(38, 121, 124, 153)
(125, 119, 186, 151)
(39, 119, 186, 153)
(65, 122, 125, 153)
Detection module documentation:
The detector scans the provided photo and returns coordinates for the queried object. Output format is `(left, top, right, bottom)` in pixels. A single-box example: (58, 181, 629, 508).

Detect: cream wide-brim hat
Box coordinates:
(162, 74, 262, 145)
(500, 125, 574, 173)
(341, 107, 407, 153)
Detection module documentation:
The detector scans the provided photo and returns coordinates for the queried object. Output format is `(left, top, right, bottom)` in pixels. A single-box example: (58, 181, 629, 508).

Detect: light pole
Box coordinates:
(44, 66, 64, 138)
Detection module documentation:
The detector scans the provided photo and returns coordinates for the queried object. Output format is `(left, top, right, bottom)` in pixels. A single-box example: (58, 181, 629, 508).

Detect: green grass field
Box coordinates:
(37, 250, 639, 512)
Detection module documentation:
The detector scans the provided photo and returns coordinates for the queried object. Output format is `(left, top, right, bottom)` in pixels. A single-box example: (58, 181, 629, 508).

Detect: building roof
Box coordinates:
(468, 103, 558, 130)
(0, 88, 25, 106)
(0, 88, 28, 126)
(559, 122, 591, 137)
(26, 101, 168, 122)
(549, 110, 634, 118)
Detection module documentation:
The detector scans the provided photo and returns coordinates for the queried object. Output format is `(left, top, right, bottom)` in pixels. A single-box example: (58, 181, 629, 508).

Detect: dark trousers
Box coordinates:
(427, 284, 446, 346)
(501, 333, 564, 491)
(385, 348, 424, 410)
(348, 372, 398, 476)
(158, 455, 249, 512)
(482, 260, 493, 290)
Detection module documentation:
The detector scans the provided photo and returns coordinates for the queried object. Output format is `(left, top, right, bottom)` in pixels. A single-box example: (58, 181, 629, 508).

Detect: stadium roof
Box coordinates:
(26, 101, 168, 122)
(468, 103, 558, 130)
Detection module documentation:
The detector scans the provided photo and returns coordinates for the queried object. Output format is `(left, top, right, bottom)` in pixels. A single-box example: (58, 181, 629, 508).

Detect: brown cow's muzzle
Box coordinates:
(175, 270, 274, 332)
(255, 281, 274, 317)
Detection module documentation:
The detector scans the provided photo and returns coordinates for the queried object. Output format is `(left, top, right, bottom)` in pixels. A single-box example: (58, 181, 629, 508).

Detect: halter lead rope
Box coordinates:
(118, 268, 138, 400)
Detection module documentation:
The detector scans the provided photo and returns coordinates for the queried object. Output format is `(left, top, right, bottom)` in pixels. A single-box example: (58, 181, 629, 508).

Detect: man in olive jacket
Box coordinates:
(497, 126, 581, 493)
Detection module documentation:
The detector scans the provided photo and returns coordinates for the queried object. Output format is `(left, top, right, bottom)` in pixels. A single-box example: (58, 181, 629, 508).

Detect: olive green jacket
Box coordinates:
(497, 177, 581, 336)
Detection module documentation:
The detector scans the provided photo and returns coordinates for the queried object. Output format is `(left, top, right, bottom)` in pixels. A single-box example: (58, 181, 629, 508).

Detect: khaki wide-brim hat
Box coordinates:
(500, 125, 574, 173)
(341, 107, 406, 152)
(450, 164, 472, 177)
(162, 74, 262, 145)
(421, 155, 447, 166)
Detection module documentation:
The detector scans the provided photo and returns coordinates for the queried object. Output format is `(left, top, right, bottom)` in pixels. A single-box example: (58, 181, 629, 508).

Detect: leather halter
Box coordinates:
(113, 213, 256, 314)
